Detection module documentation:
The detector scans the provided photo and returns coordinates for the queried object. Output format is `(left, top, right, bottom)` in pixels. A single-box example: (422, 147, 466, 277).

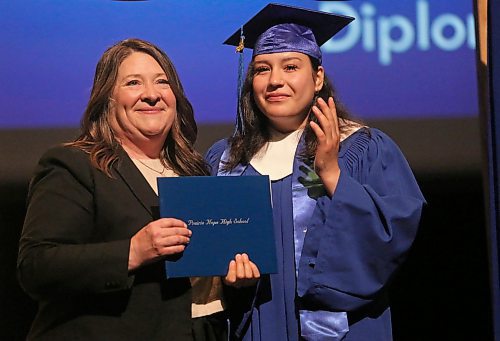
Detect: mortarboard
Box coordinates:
(224, 3, 354, 63)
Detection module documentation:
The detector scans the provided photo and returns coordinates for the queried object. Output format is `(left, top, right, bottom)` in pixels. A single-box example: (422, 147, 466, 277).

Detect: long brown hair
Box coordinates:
(223, 55, 358, 171)
(67, 38, 208, 176)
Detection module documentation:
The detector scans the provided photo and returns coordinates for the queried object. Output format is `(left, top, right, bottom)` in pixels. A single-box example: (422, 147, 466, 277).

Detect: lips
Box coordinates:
(266, 93, 290, 102)
(136, 107, 164, 114)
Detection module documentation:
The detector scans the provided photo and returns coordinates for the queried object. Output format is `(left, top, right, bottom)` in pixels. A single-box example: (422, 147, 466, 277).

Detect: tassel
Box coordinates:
(234, 26, 245, 136)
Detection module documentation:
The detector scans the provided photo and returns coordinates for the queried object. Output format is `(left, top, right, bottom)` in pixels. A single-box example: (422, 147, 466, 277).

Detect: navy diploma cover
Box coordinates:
(158, 176, 277, 278)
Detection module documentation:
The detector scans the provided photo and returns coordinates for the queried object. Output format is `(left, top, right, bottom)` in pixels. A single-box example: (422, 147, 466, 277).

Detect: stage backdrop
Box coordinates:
(0, 0, 477, 128)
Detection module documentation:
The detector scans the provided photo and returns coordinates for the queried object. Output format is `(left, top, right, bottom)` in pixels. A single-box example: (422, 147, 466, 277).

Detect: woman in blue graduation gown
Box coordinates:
(207, 4, 425, 340)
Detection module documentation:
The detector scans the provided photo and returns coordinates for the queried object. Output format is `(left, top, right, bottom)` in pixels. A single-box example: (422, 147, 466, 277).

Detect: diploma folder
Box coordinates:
(158, 176, 277, 278)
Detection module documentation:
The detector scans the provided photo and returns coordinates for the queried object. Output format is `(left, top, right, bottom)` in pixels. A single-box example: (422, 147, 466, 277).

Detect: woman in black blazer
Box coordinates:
(17, 38, 213, 340)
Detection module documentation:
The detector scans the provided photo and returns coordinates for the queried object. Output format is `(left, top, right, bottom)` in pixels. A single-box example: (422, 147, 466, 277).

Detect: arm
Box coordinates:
(297, 130, 425, 312)
(17, 147, 132, 300)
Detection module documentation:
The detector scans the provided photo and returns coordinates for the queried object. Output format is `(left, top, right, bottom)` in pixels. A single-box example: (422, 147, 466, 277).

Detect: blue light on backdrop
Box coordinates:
(0, 0, 477, 128)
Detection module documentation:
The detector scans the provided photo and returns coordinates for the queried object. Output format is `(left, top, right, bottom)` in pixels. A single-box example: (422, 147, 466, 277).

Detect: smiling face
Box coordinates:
(252, 51, 324, 133)
(109, 52, 177, 157)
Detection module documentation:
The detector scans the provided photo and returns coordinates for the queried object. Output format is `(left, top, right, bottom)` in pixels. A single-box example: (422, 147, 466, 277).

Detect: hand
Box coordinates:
(223, 253, 260, 288)
(128, 218, 191, 271)
(310, 97, 341, 196)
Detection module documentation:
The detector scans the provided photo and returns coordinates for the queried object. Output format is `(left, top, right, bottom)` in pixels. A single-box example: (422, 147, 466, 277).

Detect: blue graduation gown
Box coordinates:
(206, 128, 425, 340)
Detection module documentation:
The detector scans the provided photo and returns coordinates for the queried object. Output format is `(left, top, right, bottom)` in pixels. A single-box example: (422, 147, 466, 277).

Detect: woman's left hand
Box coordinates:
(310, 97, 341, 197)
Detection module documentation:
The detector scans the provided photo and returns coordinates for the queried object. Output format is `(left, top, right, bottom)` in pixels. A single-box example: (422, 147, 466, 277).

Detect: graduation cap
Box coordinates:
(224, 3, 354, 63)
(224, 3, 354, 135)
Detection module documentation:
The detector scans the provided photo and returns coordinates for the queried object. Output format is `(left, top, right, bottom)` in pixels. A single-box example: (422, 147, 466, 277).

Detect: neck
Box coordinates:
(267, 125, 303, 141)
(267, 115, 308, 137)
(120, 138, 164, 159)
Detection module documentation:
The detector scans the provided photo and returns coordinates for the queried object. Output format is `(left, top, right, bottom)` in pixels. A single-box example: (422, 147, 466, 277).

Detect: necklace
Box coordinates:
(135, 159, 166, 175)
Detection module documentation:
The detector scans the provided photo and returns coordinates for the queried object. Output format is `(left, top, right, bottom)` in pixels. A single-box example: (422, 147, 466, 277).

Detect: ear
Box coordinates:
(314, 66, 325, 92)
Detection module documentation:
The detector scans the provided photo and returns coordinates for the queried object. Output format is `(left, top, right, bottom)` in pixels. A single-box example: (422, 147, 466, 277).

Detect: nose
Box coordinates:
(141, 82, 160, 105)
(269, 69, 284, 88)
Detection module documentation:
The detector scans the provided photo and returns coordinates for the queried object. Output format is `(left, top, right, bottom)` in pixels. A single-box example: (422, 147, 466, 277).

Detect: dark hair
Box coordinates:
(222, 55, 359, 171)
(67, 38, 208, 176)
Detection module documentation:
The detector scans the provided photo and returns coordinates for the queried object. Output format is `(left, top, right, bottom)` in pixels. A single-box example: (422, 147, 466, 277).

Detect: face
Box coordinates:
(252, 52, 324, 133)
(109, 52, 176, 155)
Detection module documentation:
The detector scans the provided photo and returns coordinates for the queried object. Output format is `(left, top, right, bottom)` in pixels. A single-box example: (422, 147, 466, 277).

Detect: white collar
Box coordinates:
(250, 129, 303, 181)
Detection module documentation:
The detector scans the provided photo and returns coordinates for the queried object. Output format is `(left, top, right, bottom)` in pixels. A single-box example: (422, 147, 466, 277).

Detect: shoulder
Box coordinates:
(340, 127, 401, 154)
(40, 144, 88, 162)
(32, 145, 94, 189)
(204, 139, 229, 172)
(339, 127, 407, 171)
(38, 145, 92, 173)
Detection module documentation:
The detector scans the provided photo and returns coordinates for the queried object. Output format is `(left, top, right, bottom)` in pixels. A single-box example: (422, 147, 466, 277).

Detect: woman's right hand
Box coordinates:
(128, 218, 191, 271)
(224, 253, 260, 288)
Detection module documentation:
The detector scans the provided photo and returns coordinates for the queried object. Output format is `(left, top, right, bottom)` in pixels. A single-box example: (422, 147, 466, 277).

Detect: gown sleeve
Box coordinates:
(297, 128, 425, 312)
(17, 146, 133, 300)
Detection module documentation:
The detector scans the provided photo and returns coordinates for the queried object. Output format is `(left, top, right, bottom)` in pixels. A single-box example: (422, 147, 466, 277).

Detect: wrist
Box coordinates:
(128, 238, 141, 271)
(318, 167, 341, 197)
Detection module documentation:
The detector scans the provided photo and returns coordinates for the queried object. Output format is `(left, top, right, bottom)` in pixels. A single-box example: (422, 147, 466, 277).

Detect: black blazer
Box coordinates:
(18, 145, 192, 340)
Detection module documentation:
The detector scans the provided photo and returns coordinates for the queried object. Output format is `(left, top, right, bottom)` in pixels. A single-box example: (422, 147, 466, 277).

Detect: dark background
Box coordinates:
(0, 117, 493, 340)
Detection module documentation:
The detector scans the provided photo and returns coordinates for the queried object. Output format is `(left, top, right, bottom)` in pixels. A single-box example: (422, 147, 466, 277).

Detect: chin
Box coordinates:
(142, 129, 166, 138)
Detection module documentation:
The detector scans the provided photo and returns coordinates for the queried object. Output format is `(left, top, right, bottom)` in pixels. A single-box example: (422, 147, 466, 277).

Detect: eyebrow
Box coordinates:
(122, 72, 167, 79)
(253, 56, 304, 64)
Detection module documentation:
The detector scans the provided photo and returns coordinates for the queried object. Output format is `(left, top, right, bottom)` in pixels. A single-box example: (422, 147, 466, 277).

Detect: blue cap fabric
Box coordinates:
(253, 23, 322, 62)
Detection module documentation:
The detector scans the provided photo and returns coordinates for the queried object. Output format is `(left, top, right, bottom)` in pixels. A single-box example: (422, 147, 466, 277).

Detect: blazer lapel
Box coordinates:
(114, 148, 158, 218)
